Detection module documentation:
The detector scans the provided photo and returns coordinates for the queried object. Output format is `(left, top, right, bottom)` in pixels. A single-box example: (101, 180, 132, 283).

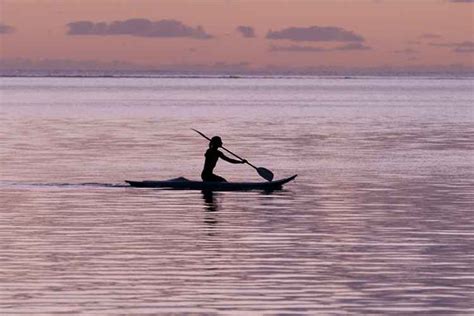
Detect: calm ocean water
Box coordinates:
(0, 76, 473, 314)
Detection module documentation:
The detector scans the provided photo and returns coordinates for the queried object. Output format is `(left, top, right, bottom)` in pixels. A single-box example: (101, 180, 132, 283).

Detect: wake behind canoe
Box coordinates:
(125, 175, 297, 191)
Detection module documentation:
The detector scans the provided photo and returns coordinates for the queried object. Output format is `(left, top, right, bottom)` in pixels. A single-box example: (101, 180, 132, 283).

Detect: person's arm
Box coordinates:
(219, 151, 246, 164)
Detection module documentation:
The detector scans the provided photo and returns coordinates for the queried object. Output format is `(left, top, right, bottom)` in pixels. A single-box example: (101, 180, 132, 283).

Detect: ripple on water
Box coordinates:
(1, 77, 473, 314)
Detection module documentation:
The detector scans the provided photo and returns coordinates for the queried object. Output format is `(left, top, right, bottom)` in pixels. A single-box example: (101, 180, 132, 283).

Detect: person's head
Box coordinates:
(209, 136, 223, 148)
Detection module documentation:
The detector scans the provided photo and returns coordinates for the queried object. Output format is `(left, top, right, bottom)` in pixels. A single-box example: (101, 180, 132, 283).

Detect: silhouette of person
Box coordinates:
(201, 136, 246, 182)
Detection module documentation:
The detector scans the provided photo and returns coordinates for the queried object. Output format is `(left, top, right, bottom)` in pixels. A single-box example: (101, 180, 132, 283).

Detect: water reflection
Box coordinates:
(202, 190, 218, 213)
(1, 77, 473, 314)
(202, 191, 219, 235)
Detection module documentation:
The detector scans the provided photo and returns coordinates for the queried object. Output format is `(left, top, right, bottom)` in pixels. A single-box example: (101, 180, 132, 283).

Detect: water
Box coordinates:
(1, 76, 473, 314)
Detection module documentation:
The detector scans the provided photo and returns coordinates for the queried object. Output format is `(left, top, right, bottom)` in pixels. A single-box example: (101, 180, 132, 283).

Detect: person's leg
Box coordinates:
(201, 173, 227, 182)
(202, 173, 227, 182)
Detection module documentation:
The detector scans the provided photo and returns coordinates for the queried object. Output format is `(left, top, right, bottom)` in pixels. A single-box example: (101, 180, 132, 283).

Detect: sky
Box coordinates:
(0, 0, 473, 74)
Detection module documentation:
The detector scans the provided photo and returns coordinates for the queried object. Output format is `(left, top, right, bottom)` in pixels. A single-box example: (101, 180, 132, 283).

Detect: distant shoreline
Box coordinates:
(1, 73, 473, 79)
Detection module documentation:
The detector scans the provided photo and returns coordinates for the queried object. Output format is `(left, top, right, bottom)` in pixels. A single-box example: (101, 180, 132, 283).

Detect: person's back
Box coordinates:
(201, 136, 246, 182)
(201, 147, 222, 181)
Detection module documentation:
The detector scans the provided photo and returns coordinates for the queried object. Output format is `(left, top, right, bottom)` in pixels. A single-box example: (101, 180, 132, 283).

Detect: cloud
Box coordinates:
(266, 25, 364, 42)
(394, 48, 418, 54)
(454, 41, 474, 53)
(2, 58, 474, 76)
(67, 18, 213, 39)
(0, 23, 14, 34)
(149, 61, 252, 73)
(236, 26, 255, 38)
(270, 42, 370, 53)
(0, 58, 148, 72)
(270, 45, 327, 52)
(0, 58, 254, 75)
(429, 41, 474, 53)
(334, 43, 371, 50)
(418, 33, 441, 39)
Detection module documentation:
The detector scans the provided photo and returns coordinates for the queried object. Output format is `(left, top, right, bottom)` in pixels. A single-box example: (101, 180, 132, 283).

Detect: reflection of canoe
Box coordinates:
(126, 175, 297, 191)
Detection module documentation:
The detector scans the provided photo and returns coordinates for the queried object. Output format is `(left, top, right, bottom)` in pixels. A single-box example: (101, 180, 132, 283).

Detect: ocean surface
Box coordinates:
(0, 76, 473, 315)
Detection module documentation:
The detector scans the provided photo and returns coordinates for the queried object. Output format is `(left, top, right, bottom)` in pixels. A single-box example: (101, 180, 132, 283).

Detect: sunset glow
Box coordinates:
(1, 0, 473, 73)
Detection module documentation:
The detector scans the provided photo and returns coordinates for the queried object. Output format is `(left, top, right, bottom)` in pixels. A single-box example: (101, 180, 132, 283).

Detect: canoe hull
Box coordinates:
(126, 175, 297, 191)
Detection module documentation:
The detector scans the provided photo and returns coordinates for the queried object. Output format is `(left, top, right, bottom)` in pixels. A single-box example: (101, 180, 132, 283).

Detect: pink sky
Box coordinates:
(0, 0, 473, 73)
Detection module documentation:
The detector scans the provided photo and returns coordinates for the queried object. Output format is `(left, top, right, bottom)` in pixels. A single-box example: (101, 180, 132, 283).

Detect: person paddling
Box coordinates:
(201, 136, 247, 182)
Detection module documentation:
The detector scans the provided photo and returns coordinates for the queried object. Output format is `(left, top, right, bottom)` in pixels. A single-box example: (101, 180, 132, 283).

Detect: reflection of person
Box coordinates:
(202, 191, 218, 235)
(202, 190, 218, 213)
(201, 136, 246, 182)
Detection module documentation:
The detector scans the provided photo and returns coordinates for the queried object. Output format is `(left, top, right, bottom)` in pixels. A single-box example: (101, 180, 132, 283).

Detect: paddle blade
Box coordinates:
(257, 167, 274, 182)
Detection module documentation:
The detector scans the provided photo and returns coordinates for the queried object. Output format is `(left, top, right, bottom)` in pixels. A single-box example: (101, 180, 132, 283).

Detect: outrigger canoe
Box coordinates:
(126, 175, 297, 191)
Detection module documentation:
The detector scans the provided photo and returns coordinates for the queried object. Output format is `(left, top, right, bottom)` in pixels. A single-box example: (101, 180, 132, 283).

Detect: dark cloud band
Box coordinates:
(236, 26, 255, 38)
(270, 42, 371, 52)
(266, 26, 364, 42)
(0, 23, 15, 34)
(67, 18, 213, 39)
(394, 48, 418, 54)
(429, 41, 474, 53)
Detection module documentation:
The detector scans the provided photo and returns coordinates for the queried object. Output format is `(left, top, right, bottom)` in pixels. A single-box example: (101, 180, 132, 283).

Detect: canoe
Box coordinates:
(125, 175, 297, 191)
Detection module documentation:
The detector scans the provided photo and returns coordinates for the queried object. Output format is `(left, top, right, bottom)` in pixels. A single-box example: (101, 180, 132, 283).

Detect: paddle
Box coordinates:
(192, 129, 274, 182)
